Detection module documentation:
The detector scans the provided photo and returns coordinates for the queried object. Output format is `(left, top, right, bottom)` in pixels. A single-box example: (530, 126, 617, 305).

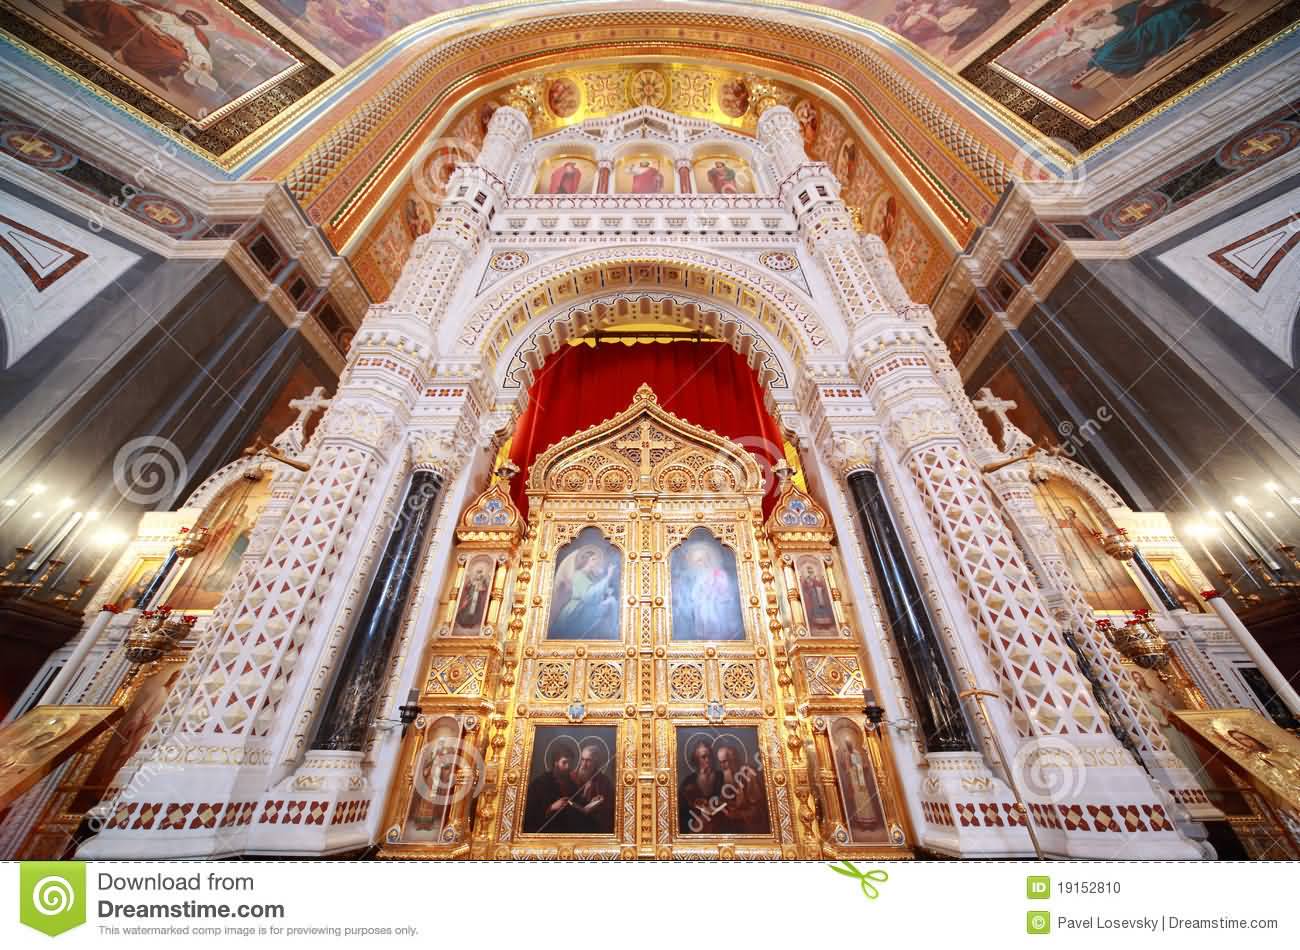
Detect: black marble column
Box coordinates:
(847, 469, 974, 752)
(313, 469, 445, 752)
(1132, 550, 1181, 612)
(137, 548, 179, 609)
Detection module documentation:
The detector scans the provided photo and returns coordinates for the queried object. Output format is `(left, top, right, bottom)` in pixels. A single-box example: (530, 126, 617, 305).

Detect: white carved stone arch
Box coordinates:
(452, 245, 838, 366)
(1019, 453, 1131, 534)
(182, 454, 274, 514)
(499, 290, 791, 394)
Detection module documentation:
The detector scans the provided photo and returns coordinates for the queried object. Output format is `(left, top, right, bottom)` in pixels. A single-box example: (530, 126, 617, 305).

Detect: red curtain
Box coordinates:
(508, 342, 784, 516)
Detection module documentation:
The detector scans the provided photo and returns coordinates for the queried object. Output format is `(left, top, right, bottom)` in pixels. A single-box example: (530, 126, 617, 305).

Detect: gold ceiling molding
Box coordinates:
(273, 16, 1026, 253)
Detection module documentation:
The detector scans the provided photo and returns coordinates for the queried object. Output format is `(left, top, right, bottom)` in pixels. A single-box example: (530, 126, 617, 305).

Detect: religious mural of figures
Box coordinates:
(993, 1, 1279, 124)
(246, 0, 452, 67)
(452, 554, 494, 634)
(1149, 557, 1207, 614)
(670, 529, 746, 641)
(403, 717, 465, 841)
(829, 718, 889, 845)
(1034, 477, 1148, 613)
(614, 153, 670, 194)
(546, 527, 622, 640)
(403, 195, 432, 241)
(692, 155, 755, 194)
(545, 77, 580, 118)
(522, 726, 617, 835)
(819, 0, 1044, 69)
(167, 476, 272, 611)
(795, 555, 838, 635)
(676, 726, 770, 836)
(111, 556, 162, 610)
(534, 155, 596, 195)
(12, 0, 300, 120)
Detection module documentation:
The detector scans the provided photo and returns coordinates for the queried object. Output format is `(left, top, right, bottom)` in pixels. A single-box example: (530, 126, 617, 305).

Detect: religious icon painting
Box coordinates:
(110, 556, 163, 610)
(670, 528, 746, 641)
(614, 152, 671, 194)
(452, 554, 495, 635)
(794, 554, 838, 636)
(535, 155, 596, 195)
(676, 726, 771, 837)
(166, 476, 272, 612)
(692, 155, 755, 195)
(545, 527, 623, 640)
(1146, 556, 1208, 614)
(522, 725, 618, 836)
(990, 0, 1285, 126)
(402, 716, 467, 842)
(6, 0, 302, 125)
(828, 717, 890, 845)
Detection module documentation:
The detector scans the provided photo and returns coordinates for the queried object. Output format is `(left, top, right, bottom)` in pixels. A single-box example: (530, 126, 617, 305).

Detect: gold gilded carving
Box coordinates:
(381, 388, 910, 860)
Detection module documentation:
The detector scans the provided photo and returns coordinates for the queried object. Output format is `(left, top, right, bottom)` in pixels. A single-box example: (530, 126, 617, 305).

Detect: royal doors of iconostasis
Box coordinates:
(380, 386, 912, 860)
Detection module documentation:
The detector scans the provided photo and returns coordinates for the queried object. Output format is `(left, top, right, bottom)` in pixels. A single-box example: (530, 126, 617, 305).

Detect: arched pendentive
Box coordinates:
(452, 246, 835, 375)
(501, 292, 790, 393)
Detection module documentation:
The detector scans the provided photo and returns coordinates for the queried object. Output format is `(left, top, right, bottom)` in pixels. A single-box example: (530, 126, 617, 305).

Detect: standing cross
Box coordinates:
(972, 387, 1030, 453)
(288, 386, 331, 429)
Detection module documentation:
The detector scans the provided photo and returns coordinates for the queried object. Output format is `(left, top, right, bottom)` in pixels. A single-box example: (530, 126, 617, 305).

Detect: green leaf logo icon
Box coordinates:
(19, 862, 86, 937)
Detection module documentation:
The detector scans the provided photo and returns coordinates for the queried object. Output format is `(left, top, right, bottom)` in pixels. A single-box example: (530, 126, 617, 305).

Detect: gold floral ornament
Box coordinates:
(629, 69, 668, 108)
(506, 80, 545, 121)
(747, 76, 781, 116)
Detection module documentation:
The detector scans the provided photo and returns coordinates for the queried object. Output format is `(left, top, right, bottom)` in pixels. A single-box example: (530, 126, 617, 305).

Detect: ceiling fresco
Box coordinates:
(0, 2, 1291, 163)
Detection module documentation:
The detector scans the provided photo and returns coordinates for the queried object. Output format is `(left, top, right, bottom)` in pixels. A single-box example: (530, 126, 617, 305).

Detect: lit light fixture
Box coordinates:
(1188, 522, 1216, 538)
(30, 483, 47, 495)
(58, 497, 75, 509)
(87, 511, 101, 522)
(1265, 482, 1279, 492)
(1232, 495, 1250, 506)
(2, 499, 14, 508)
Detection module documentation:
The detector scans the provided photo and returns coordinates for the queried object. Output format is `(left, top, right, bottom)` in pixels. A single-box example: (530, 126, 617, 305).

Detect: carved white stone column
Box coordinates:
(849, 314, 1200, 858)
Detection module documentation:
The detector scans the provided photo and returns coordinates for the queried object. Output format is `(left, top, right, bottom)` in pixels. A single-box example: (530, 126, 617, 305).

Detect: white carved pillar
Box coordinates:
(79, 156, 502, 857)
(850, 313, 1200, 858)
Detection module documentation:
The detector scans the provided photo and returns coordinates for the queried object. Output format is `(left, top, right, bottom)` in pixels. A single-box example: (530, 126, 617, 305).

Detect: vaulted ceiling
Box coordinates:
(2, 1, 1293, 302)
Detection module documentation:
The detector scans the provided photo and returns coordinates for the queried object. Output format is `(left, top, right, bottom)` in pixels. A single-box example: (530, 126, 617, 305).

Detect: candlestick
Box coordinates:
(1265, 482, 1300, 522)
(0, 483, 46, 532)
(1192, 528, 1222, 573)
(1225, 507, 1282, 572)
(1236, 495, 1284, 544)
